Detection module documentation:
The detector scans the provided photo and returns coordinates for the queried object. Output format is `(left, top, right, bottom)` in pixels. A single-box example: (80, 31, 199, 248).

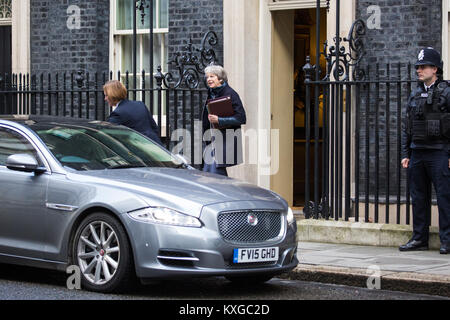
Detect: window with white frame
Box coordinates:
(111, 0, 168, 105)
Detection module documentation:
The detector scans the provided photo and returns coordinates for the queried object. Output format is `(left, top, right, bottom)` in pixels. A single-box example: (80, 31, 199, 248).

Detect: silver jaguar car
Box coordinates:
(0, 116, 298, 293)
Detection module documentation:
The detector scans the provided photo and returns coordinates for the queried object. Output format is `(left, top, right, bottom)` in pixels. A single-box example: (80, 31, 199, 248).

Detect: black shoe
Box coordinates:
(399, 240, 429, 252)
(440, 244, 450, 254)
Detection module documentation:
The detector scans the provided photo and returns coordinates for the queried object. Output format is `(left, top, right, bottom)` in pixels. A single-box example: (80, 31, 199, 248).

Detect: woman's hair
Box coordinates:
(204, 64, 228, 84)
(103, 80, 127, 103)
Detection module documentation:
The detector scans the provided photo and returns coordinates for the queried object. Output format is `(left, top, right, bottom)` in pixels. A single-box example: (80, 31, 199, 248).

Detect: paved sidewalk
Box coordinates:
(285, 241, 450, 297)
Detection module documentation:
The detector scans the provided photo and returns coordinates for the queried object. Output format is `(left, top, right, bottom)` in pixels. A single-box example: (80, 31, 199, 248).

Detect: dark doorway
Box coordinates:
(0, 26, 11, 75)
(293, 8, 326, 208)
(0, 25, 12, 114)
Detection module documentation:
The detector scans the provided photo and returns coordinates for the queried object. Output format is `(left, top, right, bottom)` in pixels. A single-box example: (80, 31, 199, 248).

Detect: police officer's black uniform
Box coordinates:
(400, 48, 450, 254)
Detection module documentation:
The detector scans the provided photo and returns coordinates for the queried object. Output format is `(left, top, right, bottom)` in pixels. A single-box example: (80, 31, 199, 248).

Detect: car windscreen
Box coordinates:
(32, 123, 184, 171)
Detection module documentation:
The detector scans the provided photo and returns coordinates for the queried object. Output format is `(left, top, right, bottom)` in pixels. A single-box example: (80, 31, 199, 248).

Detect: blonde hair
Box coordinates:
(204, 64, 228, 84)
(103, 80, 127, 104)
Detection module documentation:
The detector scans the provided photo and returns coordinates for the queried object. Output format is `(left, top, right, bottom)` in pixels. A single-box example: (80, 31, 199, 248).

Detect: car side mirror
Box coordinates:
(6, 154, 47, 174)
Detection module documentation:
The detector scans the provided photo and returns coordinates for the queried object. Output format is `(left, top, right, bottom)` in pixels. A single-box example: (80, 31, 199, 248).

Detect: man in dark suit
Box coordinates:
(104, 80, 162, 145)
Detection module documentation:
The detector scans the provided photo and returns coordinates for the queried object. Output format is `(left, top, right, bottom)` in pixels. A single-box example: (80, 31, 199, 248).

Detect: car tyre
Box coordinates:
(72, 212, 135, 293)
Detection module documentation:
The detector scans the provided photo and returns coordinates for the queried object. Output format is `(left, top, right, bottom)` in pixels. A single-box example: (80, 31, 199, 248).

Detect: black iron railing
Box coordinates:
(302, 8, 420, 225)
(304, 65, 417, 223)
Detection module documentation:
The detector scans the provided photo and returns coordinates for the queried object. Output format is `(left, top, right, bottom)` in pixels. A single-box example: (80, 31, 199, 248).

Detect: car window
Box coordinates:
(34, 124, 183, 171)
(0, 127, 44, 167)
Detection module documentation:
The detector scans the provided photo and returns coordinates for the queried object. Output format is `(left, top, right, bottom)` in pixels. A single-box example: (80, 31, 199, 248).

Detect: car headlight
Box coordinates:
(128, 207, 202, 228)
(287, 207, 295, 225)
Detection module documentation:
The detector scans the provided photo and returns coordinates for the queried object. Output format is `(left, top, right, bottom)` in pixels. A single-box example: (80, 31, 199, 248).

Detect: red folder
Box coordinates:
(207, 95, 234, 129)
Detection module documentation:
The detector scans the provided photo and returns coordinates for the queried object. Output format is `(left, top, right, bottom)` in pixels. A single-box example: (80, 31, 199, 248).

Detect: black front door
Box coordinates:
(0, 25, 11, 75)
(0, 25, 12, 114)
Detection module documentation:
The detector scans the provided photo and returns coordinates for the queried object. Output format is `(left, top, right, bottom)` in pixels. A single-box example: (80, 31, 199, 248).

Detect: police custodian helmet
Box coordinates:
(415, 47, 443, 71)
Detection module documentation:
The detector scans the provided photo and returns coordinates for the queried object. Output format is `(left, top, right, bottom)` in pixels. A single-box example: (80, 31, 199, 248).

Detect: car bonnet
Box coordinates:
(67, 168, 283, 217)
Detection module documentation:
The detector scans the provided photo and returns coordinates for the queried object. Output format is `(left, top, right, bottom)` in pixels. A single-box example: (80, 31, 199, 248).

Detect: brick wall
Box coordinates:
(355, 0, 442, 199)
(30, 0, 223, 77)
(168, 0, 224, 85)
(356, 0, 441, 68)
(30, 0, 109, 76)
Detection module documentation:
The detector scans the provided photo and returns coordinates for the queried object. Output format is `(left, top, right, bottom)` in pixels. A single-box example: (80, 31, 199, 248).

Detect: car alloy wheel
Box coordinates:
(77, 220, 120, 285)
(73, 213, 134, 292)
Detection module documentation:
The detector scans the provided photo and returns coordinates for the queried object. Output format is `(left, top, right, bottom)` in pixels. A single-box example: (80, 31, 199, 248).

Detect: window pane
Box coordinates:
(118, 33, 168, 79)
(137, 1, 151, 29)
(117, 0, 153, 30)
(143, 75, 151, 113)
(120, 35, 136, 73)
(160, 0, 168, 28)
(142, 33, 167, 74)
(136, 0, 157, 29)
(0, 128, 42, 166)
(116, 0, 133, 30)
(121, 74, 143, 100)
(152, 0, 157, 29)
(142, 75, 166, 117)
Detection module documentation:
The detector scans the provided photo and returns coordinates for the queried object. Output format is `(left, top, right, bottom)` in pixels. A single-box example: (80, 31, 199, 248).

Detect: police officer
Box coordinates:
(400, 47, 450, 254)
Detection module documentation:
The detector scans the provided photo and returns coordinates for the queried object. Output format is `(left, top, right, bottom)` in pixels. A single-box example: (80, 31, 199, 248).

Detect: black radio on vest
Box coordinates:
(410, 80, 450, 143)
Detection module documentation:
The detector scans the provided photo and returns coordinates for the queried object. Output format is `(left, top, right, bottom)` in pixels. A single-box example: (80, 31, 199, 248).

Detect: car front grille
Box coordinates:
(217, 210, 283, 244)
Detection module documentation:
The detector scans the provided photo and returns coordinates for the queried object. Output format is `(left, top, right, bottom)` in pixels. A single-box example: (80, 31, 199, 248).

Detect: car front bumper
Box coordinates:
(121, 201, 298, 280)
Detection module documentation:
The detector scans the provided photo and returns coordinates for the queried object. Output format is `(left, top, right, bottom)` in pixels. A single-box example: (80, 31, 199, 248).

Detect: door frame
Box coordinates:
(11, 0, 30, 75)
(266, 0, 355, 206)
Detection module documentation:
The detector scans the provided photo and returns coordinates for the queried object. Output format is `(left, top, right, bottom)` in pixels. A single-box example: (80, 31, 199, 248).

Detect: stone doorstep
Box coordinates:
(296, 219, 441, 250)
